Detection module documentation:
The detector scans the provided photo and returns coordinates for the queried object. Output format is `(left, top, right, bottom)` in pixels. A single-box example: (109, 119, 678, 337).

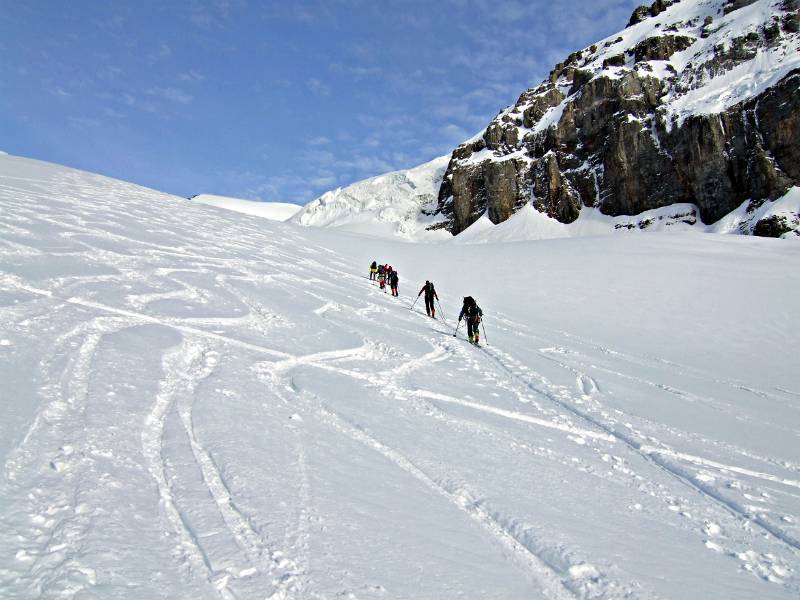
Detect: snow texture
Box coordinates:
(1, 152, 800, 599)
(191, 195, 302, 222)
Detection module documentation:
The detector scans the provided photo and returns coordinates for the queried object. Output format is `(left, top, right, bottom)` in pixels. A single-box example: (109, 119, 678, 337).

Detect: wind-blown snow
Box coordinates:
(292, 155, 451, 240)
(2, 153, 800, 599)
(191, 194, 301, 221)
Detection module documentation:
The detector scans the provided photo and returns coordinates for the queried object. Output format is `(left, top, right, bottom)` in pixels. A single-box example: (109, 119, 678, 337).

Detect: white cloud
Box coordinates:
(306, 78, 331, 97)
(307, 135, 331, 146)
(179, 70, 206, 82)
(147, 87, 193, 104)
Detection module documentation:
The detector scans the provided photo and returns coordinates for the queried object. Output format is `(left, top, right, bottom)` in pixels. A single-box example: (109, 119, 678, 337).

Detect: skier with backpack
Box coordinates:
(378, 267, 387, 291)
(389, 269, 399, 297)
(369, 260, 378, 281)
(457, 296, 483, 345)
(417, 280, 439, 318)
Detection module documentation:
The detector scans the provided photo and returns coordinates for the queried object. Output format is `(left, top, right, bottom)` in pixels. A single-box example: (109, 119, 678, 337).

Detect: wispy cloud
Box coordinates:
(306, 78, 331, 97)
(307, 135, 331, 146)
(147, 86, 193, 104)
(179, 70, 206, 82)
(47, 86, 71, 98)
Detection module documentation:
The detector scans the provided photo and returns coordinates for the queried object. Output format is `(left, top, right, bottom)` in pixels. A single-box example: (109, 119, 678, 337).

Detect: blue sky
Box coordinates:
(1, 1, 641, 204)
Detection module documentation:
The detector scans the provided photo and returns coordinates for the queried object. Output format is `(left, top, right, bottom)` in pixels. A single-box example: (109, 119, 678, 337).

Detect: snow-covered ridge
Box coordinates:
(191, 194, 301, 221)
(291, 155, 452, 240)
(498, 0, 799, 134)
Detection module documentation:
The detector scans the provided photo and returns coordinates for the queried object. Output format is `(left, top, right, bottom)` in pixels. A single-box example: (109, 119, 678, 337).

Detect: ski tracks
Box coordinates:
(143, 338, 306, 599)
(291, 385, 577, 600)
(256, 328, 631, 599)
(478, 344, 800, 584)
(0, 317, 126, 598)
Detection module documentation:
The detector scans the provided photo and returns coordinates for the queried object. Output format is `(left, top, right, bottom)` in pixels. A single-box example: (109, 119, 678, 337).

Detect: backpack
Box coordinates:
(463, 296, 476, 309)
(425, 282, 435, 296)
(371, 261, 377, 269)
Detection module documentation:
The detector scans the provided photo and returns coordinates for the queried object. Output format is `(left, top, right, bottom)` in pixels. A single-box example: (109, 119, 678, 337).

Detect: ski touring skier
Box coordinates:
(417, 280, 439, 318)
(458, 296, 483, 345)
(369, 260, 378, 281)
(389, 269, 399, 297)
(378, 268, 387, 291)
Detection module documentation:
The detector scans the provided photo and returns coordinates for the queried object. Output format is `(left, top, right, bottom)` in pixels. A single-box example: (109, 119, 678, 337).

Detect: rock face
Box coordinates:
(434, 0, 800, 236)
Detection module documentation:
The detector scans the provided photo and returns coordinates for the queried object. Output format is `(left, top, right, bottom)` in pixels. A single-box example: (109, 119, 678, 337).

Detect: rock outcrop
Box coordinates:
(433, 0, 800, 237)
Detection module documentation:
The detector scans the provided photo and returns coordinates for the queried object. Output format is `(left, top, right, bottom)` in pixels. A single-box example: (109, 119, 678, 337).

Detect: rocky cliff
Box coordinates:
(434, 0, 800, 237)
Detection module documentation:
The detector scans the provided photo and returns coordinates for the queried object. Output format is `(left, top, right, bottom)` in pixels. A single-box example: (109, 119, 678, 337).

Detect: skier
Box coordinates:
(417, 280, 439, 318)
(458, 296, 483, 345)
(369, 260, 378, 281)
(378, 268, 387, 291)
(389, 270, 399, 297)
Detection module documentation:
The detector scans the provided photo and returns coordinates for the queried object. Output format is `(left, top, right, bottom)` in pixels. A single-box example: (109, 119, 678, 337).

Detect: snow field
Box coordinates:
(1, 154, 799, 598)
(190, 195, 302, 222)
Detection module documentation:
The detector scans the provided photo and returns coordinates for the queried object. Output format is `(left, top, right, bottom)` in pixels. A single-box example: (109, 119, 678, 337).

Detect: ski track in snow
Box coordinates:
(2, 162, 799, 598)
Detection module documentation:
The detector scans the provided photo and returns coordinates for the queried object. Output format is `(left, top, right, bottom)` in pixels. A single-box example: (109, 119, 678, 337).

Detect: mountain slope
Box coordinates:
(291, 155, 451, 240)
(1, 153, 800, 598)
(191, 194, 301, 221)
(437, 0, 800, 235)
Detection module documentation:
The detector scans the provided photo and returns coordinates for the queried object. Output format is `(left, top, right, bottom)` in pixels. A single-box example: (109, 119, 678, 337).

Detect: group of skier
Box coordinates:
(368, 260, 485, 345)
(370, 261, 399, 296)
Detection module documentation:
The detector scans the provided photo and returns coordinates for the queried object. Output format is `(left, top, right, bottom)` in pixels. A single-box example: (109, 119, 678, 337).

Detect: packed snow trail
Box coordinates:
(1, 154, 799, 598)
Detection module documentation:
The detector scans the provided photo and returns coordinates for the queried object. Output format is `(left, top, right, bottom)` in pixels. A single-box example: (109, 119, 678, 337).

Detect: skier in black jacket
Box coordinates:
(389, 270, 399, 297)
(458, 296, 483, 344)
(417, 281, 439, 318)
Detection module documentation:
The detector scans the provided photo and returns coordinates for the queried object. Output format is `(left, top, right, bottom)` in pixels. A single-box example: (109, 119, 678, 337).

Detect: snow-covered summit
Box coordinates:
(291, 155, 452, 240)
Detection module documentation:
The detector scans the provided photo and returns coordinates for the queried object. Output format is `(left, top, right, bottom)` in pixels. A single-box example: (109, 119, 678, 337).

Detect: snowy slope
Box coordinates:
(291, 155, 451, 240)
(191, 194, 301, 221)
(2, 153, 800, 599)
(454, 193, 800, 243)
(453, 203, 704, 243)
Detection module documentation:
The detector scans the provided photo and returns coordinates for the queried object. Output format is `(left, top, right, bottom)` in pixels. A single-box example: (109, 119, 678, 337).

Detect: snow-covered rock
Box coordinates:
(435, 0, 800, 236)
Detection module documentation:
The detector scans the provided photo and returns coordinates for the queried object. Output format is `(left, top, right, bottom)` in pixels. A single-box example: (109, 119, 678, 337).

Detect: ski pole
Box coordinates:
(410, 295, 420, 311)
(435, 298, 447, 323)
(480, 320, 489, 346)
(453, 320, 461, 337)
